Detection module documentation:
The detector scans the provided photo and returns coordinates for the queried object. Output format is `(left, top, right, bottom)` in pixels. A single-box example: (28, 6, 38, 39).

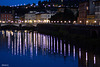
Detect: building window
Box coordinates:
(86, 7, 88, 10)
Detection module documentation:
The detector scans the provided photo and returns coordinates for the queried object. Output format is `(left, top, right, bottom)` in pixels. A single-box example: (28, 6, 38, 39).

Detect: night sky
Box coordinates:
(0, 0, 47, 6)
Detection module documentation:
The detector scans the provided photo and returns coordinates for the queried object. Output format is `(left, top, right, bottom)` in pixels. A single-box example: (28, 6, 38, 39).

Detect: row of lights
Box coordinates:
(0, 20, 24, 23)
(50, 21, 76, 24)
(25, 20, 50, 23)
(79, 21, 97, 24)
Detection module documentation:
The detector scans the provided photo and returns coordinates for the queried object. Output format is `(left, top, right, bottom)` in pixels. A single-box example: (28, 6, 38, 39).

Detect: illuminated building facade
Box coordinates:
(78, 2, 89, 24)
(25, 11, 36, 23)
(0, 13, 13, 23)
(36, 13, 55, 23)
(94, 1, 100, 25)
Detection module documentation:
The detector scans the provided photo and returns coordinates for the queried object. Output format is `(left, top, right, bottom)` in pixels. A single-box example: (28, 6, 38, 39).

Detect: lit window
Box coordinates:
(86, 7, 88, 10)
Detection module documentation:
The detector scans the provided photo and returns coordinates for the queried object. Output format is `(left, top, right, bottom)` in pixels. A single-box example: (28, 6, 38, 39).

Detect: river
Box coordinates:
(0, 30, 99, 67)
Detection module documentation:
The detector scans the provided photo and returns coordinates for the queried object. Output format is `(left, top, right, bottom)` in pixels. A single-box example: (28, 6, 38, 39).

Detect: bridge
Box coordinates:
(0, 23, 38, 27)
(37, 23, 100, 38)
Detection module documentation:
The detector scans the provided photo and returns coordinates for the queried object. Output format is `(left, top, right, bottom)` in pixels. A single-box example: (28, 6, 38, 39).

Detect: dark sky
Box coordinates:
(0, 0, 47, 6)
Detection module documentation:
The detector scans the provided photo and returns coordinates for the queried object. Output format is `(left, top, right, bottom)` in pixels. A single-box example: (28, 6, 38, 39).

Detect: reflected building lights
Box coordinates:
(12, 41, 13, 55)
(60, 40, 62, 54)
(57, 38, 59, 53)
(94, 55, 96, 64)
(8, 32, 10, 49)
(17, 32, 19, 55)
(38, 33, 40, 47)
(73, 45, 75, 60)
(79, 48, 81, 59)
(36, 33, 38, 56)
(54, 37, 55, 53)
(48, 36, 50, 52)
(64, 43, 66, 56)
(28, 32, 30, 49)
(46, 36, 48, 49)
(14, 33, 16, 55)
(30, 32, 33, 58)
(68, 44, 70, 56)
(40, 34, 43, 49)
(34, 32, 36, 47)
(25, 32, 27, 55)
(23, 33, 25, 55)
(51, 36, 53, 54)
(19, 32, 22, 56)
(86, 52, 88, 66)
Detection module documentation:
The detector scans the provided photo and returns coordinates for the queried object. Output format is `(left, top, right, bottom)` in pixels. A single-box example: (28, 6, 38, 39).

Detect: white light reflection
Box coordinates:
(34, 32, 36, 47)
(73, 45, 75, 60)
(60, 40, 62, 54)
(25, 32, 27, 55)
(38, 33, 40, 47)
(57, 38, 59, 53)
(28, 32, 30, 49)
(17, 32, 19, 55)
(19, 32, 22, 56)
(14, 33, 16, 55)
(86, 52, 88, 66)
(23, 33, 25, 55)
(68, 44, 70, 56)
(94, 55, 96, 64)
(8, 32, 10, 49)
(30, 32, 33, 58)
(79, 48, 81, 59)
(51, 36, 53, 54)
(36, 33, 38, 56)
(46, 36, 48, 49)
(54, 37, 55, 53)
(48, 36, 50, 52)
(12, 41, 13, 55)
(64, 43, 66, 56)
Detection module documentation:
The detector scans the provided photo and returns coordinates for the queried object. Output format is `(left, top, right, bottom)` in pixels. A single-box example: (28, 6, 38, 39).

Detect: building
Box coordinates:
(36, 13, 55, 23)
(86, 15, 95, 25)
(78, 2, 89, 24)
(0, 13, 13, 23)
(25, 11, 36, 23)
(94, 1, 100, 25)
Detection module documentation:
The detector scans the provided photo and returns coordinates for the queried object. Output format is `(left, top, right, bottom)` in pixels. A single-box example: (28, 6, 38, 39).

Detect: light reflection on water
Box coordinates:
(0, 30, 99, 67)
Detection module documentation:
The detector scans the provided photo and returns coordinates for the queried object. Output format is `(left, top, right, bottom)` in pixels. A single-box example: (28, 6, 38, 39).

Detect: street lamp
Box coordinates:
(61, 21, 63, 23)
(64, 21, 66, 23)
(69, 21, 71, 23)
(94, 21, 96, 23)
(80, 21, 82, 23)
(73, 21, 76, 24)
(86, 21, 88, 23)
(86, 21, 88, 25)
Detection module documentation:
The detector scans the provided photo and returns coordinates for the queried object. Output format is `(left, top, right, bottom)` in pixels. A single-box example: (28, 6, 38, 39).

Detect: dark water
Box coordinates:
(0, 30, 99, 67)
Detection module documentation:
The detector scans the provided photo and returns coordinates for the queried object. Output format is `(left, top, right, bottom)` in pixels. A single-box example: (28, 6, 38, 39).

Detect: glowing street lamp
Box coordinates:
(80, 21, 82, 23)
(86, 21, 88, 23)
(73, 21, 76, 24)
(94, 21, 96, 23)
(11, 21, 13, 23)
(22, 21, 24, 23)
(64, 21, 66, 23)
(61, 21, 63, 23)
(57, 21, 59, 23)
(51, 21, 53, 23)
(69, 21, 71, 23)
(54, 21, 56, 23)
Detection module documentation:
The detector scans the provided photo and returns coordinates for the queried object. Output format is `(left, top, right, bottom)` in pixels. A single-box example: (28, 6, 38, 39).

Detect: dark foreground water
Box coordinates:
(0, 30, 99, 67)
